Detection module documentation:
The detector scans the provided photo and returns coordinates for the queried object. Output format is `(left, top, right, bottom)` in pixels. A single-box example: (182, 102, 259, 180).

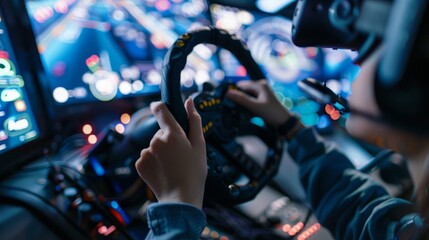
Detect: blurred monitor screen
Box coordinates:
(0, 7, 40, 154)
(24, 0, 222, 105)
(210, 4, 360, 128)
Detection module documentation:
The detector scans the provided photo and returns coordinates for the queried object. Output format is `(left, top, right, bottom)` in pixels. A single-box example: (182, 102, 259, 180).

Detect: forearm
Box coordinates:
(288, 128, 414, 239)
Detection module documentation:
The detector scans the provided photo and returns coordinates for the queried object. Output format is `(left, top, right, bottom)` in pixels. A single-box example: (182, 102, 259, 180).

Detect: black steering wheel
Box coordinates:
(161, 27, 283, 205)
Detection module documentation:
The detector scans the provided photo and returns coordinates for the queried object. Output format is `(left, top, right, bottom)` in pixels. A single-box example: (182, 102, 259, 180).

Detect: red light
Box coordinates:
(52, 62, 67, 77)
(306, 48, 318, 58)
(98, 225, 116, 236)
(236, 66, 247, 76)
(86, 55, 100, 67)
(0, 51, 9, 59)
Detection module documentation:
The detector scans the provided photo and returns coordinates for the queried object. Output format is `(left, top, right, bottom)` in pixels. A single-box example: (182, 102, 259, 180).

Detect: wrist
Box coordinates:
(157, 190, 204, 209)
(277, 116, 305, 141)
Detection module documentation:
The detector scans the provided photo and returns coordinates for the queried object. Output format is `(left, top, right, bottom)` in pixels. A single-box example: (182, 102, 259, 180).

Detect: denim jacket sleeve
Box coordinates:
(145, 202, 206, 240)
(288, 128, 417, 240)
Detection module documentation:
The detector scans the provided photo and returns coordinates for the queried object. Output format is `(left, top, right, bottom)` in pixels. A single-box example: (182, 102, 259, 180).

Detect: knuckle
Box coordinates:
(193, 112, 202, 123)
(165, 132, 179, 143)
(151, 103, 165, 115)
(150, 138, 163, 151)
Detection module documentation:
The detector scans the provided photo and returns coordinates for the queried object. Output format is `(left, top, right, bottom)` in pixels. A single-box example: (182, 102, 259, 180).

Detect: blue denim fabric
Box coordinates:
(145, 202, 206, 240)
(144, 128, 423, 239)
(288, 128, 418, 240)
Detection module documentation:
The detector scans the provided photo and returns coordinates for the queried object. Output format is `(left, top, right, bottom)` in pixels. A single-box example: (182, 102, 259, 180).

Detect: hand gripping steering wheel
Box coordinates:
(161, 26, 283, 205)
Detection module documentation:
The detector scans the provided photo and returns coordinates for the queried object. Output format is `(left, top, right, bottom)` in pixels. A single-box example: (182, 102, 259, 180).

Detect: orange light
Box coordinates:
(282, 224, 291, 233)
(88, 134, 97, 144)
(288, 229, 297, 236)
(120, 113, 131, 124)
(314, 223, 321, 230)
(220, 236, 229, 240)
(115, 123, 125, 134)
(82, 124, 93, 134)
(210, 231, 220, 239)
(325, 104, 335, 114)
(202, 227, 210, 235)
(14, 100, 27, 112)
(330, 110, 341, 120)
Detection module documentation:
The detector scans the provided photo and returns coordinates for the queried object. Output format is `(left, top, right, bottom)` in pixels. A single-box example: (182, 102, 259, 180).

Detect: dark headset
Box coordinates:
(375, 0, 429, 134)
(292, 0, 429, 134)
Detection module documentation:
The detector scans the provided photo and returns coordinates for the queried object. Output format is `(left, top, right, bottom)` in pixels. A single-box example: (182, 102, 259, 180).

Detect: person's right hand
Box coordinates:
(227, 80, 294, 128)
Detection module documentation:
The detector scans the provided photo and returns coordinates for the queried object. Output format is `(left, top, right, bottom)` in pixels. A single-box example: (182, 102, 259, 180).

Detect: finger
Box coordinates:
(149, 130, 164, 152)
(227, 89, 258, 109)
(185, 98, 204, 147)
(150, 101, 182, 132)
(236, 79, 266, 95)
(135, 149, 152, 174)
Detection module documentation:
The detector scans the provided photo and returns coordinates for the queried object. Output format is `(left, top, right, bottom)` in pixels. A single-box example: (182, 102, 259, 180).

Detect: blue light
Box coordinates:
(89, 157, 105, 176)
(251, 117, 265, 127)
(110, 201, 119, 209)
(317, 115, 330, 129)
(256, 0, 296, 13)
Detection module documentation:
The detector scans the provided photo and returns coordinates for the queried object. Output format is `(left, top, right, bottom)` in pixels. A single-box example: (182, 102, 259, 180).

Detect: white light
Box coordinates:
(72, 87, 87, 98)
(194, 45, 213, 60)
(132, 80, 144, 91)
(119, 81, 132, 95)
(25, 130, 37, 140)
(1, 88, 22, 102)
(326, 79, 342, 94)
(195, 70, 210, 86)
(112, 10, 126, 21)
(7, 118, 29, 131)
(237, 10, 254, 25)
(53, 87, 69, 103)
(256, 0, 296, 13)
(95, 79, 116, 95)
(213, 69, 225, 81)
(121, 66, 140, 79)
(82, 72, 95, 84)
(147, 70, 162, 85)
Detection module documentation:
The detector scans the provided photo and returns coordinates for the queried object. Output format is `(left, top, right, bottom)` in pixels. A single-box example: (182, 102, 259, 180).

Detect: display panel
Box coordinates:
(24, 0, 222, 105)
(210, 4, 360, 128)
(0, 7, 40, 154)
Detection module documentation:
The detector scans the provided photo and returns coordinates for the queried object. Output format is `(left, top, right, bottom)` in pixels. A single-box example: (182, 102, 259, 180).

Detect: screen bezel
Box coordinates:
(0, 0, 53, 178)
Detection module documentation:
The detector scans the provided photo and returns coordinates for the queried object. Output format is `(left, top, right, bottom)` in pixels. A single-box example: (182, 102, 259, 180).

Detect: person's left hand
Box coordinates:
(135, 98, 207, 209)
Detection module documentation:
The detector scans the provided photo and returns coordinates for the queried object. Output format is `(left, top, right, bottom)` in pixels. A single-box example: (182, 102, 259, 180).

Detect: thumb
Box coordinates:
(185, 98, 205, 148)
(227, 89, 257, 110)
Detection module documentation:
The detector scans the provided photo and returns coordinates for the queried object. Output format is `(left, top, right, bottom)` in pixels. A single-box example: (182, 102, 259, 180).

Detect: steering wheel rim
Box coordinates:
(161, 26, 282, 205)
(161, 26, 265, 132)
